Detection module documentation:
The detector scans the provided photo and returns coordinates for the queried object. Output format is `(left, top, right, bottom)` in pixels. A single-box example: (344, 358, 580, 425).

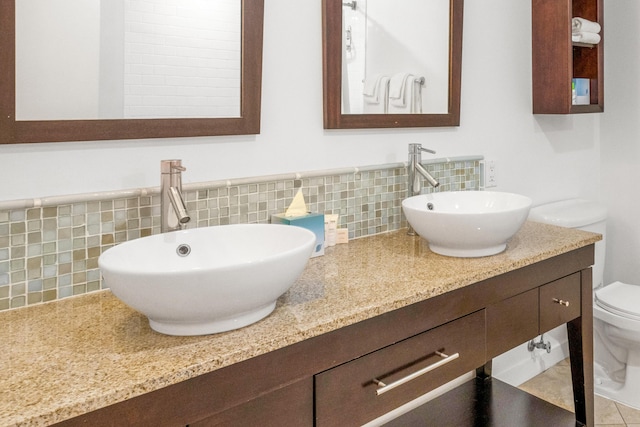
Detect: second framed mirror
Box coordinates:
(322, 0, 463, 129)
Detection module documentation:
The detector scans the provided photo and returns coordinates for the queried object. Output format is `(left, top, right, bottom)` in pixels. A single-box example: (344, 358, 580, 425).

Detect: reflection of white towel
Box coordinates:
(363, 74, 384, 103)
(572, 17, 601, 34)
(363, 74, 380, 96)
(389, 76, 421, 113)
(572, 32, 601, 44)
(363, 76, 389, 113)
(389, 73, 413, 107)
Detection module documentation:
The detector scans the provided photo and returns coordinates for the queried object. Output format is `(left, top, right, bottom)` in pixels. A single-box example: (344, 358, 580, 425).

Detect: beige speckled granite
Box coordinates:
(0, 222, 600, 426)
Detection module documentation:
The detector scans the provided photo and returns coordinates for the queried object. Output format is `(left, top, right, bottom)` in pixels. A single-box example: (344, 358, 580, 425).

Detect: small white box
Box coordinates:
(573, 78, 590, 105)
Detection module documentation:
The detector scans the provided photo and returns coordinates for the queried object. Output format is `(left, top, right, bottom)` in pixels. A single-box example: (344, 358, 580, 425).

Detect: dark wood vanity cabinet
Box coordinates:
(56, 245, 594, 427)
(532, 0, 604, 114)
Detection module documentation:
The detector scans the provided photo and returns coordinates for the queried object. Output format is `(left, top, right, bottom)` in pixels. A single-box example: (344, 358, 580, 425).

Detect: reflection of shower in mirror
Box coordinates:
(342, 1, 357, 10)
(346, 26, 353, 53)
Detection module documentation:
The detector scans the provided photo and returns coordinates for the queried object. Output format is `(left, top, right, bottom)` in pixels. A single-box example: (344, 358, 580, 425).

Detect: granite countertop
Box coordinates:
(0, 221, 601, 426)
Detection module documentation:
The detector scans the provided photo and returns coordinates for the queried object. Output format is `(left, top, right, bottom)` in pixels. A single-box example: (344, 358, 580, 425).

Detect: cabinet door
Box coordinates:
(486, 289, 539, 359)
(540, 272, 582, 332)
(315, 311, 485, 427)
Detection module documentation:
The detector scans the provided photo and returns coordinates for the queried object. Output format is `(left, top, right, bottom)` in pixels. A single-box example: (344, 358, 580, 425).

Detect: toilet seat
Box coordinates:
(595, 281, 640, 322)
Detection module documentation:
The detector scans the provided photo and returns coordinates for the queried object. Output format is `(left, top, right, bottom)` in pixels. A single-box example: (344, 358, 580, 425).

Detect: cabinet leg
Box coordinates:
(476, 361, 492, 380)
(567, 268, 594, 427)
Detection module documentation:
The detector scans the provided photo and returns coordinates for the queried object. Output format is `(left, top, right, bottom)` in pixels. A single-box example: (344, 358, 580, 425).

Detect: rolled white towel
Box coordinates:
(572, 17, 601, 34)
(572, 31, 601, 45)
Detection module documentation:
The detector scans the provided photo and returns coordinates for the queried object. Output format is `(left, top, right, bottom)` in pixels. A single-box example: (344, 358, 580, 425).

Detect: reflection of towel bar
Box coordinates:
(414, 77, 424, 113)
(385, 79, 390, 114)
(342, 1, 357, 10)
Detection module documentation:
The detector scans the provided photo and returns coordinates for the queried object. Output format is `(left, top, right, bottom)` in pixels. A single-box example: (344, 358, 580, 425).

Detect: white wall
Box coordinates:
(601, 0, 640, 286)
(0, 0, 602, 208)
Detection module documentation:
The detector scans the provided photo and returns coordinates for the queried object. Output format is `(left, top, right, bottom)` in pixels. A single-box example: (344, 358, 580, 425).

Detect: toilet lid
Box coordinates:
(595, 281, 640, 321)
(529, 199, 607, 228)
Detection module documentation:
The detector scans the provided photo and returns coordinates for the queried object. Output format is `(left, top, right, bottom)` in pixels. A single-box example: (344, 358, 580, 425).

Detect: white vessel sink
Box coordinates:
(402, 191, 532, 257)
(98, 224, 316, 336)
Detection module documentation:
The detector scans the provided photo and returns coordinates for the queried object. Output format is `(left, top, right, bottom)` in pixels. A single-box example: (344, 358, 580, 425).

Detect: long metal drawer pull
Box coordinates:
(552, 298, 570, 307)
(373, 351, 460, 396)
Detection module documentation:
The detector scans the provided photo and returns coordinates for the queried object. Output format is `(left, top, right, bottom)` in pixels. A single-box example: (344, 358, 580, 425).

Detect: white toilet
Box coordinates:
(529, 199, 640, 410)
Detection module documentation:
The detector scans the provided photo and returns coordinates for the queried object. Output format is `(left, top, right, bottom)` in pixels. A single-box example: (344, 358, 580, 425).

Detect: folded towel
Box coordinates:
(363, 74, 386, 104)
(363, 74, 383, 97)
(389, 73, 410, 99)
(572, 31, 601, 45)
(389, 73, 413, 107)
(572, 17, 601, 34)
(363, 76, 389, 112)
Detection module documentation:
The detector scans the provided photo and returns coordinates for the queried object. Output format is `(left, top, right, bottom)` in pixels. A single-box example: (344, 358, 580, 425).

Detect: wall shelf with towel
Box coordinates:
(532, 0, 604, 114)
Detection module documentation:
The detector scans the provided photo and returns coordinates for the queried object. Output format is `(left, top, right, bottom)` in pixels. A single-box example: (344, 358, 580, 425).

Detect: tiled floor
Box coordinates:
(519, 358, 640, 427)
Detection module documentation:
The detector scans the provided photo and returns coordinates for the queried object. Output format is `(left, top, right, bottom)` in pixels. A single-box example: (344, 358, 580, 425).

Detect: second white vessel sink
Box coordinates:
(99, 224, 316, 336)
(402, 191, 532, 257)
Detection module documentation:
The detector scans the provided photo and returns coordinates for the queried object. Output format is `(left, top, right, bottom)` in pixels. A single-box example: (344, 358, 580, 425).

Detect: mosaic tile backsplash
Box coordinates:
(0, 159, 481, 312)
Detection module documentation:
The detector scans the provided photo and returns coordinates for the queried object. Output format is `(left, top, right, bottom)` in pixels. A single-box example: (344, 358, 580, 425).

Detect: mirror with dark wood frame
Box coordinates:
(322, 0, 463, 129)
(0, 0, 264, 144)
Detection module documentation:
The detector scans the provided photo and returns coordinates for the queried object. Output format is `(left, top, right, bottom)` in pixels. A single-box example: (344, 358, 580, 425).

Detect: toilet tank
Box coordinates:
(528, 199, 607, 288)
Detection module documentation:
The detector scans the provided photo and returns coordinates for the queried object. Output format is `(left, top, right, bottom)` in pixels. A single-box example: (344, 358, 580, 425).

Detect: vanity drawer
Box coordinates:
(314, 310, 485, 427)
(540, 272, 581, 332)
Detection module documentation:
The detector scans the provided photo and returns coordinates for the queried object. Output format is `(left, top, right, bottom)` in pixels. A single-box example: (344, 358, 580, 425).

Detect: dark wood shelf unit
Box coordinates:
(532, 0, 604, 114)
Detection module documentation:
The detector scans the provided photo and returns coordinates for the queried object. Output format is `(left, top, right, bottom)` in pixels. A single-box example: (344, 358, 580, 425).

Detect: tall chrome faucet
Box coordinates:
(408, 144, 440, 235)
(408, 143, 440, 196)
(161, 159, 191, 233)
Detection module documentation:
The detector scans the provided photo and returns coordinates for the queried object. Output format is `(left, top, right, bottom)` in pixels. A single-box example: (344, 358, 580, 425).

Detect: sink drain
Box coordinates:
(427, 202, 434, 210)
(176, 244, 191, 257)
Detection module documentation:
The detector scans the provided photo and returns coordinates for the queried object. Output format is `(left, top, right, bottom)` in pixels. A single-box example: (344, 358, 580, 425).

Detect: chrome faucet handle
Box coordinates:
(408, 143, 436, 155)
(161, 159, 186, 174)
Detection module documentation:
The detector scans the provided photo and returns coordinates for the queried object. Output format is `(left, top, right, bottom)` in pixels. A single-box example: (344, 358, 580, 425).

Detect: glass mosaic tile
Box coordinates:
(0, 160, 480, 311)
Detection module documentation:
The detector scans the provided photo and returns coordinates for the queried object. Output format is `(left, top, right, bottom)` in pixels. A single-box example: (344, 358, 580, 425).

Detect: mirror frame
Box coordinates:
(0, 0, 264, 144)
(322, 0, 463, 129)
